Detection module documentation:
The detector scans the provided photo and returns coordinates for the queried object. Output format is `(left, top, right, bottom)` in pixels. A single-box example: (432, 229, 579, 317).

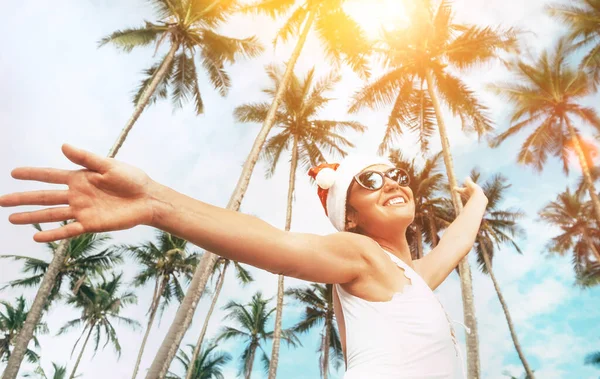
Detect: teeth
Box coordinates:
(386, 196, 406, 206)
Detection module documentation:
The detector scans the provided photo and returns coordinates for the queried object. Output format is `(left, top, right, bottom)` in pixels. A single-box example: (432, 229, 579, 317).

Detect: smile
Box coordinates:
(384, 196, 407, 206)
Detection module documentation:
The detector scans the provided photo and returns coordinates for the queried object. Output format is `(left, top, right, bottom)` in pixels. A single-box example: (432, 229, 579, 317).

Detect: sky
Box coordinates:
(0, 0, 599, 379)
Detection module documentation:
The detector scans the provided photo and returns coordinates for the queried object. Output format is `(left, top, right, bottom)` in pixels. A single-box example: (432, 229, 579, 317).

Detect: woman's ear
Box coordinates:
(346, 206, 358, 231)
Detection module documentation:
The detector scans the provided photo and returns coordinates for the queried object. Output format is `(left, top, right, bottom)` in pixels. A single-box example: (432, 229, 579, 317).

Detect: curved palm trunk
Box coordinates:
(268, 137, 299, 379)
(2, 43, 180, 379)
(145, 11, 317, 379)
(246, 342, 258, 379)
(480, 244, 535, 378)
(414, 223, 424, 259)
(131, 277, 168, 379)
(565, 118, 600, 228)
(109, 42, 179, 157)
(428, 207, 439, 248)
(425, 70, 480, 379)
(321, 314, 331, 379)
(185, 261, 229, 379)
(69, 324, 94, 379)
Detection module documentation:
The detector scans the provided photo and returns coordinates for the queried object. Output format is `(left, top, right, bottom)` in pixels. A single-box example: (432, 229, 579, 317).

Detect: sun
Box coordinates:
(343, 0, 408, 40)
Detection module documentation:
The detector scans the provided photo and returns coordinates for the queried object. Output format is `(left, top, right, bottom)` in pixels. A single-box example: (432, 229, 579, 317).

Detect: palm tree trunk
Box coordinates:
(246, 343, 258, 379)
(109, 42, 179, 157)
(145, 11, 317, 379)
(69, 324, 94, 379)
(268, 137, 299, 379)
(131, 277, 168, 379)
(428, 209, 439, 247)
(414, 223, 424, 259)
(322, 315, 331, 379)
(185, 260, 229, 379)
(480, 243, 535, 379)
(565, 117, 600, 228)
(425, 69, 480, 379)
(2, 44, 181, 379)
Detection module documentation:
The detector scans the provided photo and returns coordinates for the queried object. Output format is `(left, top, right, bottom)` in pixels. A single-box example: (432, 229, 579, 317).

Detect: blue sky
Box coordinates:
(0, 0, 599, 378)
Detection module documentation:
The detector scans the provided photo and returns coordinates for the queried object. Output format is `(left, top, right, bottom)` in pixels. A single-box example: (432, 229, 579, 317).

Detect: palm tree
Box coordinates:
(388, 150, 446, 259)
(147, 1, 371, 374)
(185, 257, 252, 379)
(490, 39, 600, 228)
(120, 231, 200, 379)
(99, 0, 264, 157)
(348, 2, 516, 374)
(58, 274, 139, 379)
(234, 65, 364, 378)
(577, 261, 600, 287)
(2, 4, 256, 375)
(1, 223, 122, 305)
(24, 363, 69, 379)
(0, 297, 48, 364)
(539, 188, 600, 275)
(469, 170, 535, 378)
(216, 292, 300, 379)
(167, 343, 231, 379)
(285, 284, 342, 379)
(546, 0, 600, 82)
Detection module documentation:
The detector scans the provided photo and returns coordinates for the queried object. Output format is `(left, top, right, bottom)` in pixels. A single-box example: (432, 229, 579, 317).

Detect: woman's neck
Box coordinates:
(372, 234, 413, 266)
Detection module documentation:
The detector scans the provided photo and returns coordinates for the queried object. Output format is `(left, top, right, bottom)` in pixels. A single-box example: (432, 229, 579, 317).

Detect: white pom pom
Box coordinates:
(316, 168, 337, 189)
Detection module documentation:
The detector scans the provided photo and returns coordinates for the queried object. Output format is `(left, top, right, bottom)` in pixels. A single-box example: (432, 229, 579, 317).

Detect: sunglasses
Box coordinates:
(353, 168, 410, 191)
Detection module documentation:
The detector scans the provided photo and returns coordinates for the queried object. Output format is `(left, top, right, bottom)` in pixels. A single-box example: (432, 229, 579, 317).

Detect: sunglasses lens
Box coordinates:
(389, 169, 409, 186)
(357, 172, 384, 190)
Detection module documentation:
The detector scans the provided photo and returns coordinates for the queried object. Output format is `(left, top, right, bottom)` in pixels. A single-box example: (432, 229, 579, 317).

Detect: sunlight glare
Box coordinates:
(344, 0, 408, 40)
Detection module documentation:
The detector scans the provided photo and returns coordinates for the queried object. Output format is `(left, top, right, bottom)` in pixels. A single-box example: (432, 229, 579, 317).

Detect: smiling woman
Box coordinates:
(343, 0, 408, 39)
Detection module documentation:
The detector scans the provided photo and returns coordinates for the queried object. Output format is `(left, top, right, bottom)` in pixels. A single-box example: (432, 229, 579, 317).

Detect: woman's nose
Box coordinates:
(383, 177, 400, 192)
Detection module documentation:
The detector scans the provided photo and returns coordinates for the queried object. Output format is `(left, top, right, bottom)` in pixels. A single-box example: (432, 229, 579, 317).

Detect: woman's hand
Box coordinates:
(454, 176, 487, 204)
(0, 144, 155, 242)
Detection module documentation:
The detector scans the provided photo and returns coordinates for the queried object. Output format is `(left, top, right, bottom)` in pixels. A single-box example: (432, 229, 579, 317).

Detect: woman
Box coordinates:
(0, 144, 487, 378)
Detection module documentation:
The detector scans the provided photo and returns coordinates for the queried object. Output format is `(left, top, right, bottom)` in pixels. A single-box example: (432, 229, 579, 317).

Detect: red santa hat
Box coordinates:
(308, 155, 394, 231)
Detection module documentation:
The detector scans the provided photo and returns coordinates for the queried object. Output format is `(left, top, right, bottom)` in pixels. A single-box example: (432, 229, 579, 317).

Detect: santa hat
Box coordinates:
(308, 155, 394, 231)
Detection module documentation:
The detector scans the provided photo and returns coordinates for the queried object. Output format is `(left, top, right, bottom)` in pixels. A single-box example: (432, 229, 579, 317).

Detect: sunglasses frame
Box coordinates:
(353, 167, 411, 191)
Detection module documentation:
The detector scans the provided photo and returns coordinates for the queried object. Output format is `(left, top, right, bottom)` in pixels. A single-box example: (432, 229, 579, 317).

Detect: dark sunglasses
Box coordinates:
(353, 168, 410, 191)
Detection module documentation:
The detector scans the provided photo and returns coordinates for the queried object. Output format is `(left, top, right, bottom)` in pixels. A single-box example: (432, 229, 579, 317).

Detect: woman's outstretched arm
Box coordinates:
(0, 144, 372, 284)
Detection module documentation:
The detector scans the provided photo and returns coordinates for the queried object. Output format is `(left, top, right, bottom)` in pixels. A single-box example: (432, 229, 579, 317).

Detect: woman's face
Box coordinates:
(346, 164, 415, 235)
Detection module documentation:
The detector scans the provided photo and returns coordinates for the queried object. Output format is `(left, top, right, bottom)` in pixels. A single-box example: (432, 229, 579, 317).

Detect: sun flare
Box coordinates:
(343, 0, 408, 40)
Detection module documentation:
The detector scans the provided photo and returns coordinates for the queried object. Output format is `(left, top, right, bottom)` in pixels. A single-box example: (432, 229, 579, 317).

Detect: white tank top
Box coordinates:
(334, 249, 466, 379)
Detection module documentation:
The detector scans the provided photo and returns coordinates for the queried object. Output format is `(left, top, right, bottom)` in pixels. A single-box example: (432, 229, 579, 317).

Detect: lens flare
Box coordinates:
(343, 0, 408, 40)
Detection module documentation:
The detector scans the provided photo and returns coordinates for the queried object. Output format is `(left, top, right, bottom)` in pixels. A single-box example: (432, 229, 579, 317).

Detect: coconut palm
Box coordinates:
(185, 257, 253, 379)
(388, 150, 446, 259)
(147, 1, 371, 374)
(1, 223, 122, 305)
(234, 65, 365, 378)
(167, 343, 232, 379)
(490, 39, 600, 228)
(216, 292, 300, 379)
(348, 2, 515, 373)
(546, 0, 600, 82)
(58, 274, 139, 379)
(539, 188, 600, 276)
(285, 284, 342, 379)
(99, 0, 264, 156)
(23, 363, 69, 379)
(120, 231, 200, 379)
(0, 297, 48, 364)
(469, 170, 534, 378)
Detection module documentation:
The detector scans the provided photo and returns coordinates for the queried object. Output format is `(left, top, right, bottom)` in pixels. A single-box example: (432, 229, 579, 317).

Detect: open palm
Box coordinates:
(0, 144, 154, 242)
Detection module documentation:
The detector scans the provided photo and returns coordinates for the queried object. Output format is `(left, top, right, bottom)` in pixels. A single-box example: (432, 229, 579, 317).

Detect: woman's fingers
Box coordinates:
(8, 207, 73, 225)
(0, 190, 69, 207)
(33, 222, 85, 243)
(10, 167, 72, 184)
(62, 144, 110, 173)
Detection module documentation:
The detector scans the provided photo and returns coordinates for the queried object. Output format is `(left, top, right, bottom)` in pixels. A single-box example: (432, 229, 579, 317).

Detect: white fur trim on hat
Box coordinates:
(325, 155, 394, 231)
